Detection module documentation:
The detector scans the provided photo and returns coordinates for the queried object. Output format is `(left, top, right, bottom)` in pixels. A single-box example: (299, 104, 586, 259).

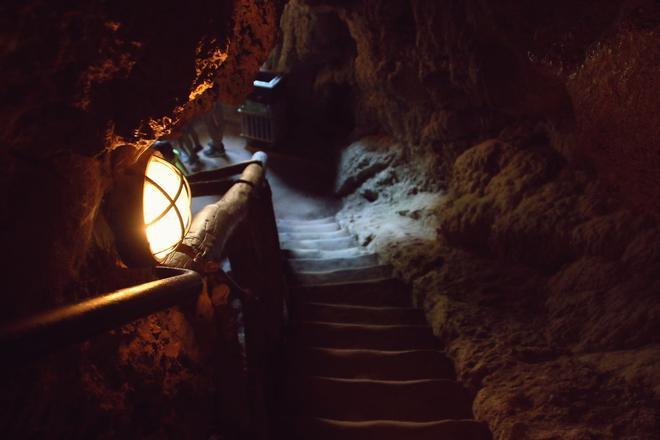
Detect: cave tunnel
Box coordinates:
(1, 0, 659, 439)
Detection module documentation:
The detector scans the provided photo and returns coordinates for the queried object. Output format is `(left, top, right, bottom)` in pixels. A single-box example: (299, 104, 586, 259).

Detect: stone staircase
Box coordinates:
(277, 216, 491, 440)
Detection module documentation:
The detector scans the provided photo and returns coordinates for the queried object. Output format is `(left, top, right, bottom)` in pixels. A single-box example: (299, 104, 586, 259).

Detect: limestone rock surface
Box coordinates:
(337, 135, 660, 439)
(275, 1, 660, 437)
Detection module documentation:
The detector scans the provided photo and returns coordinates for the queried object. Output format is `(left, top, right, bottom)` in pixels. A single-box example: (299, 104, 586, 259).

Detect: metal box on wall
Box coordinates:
(238, 71, 286, 146)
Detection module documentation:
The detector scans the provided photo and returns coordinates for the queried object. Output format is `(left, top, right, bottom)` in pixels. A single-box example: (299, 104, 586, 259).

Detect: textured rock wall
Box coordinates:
(1, 0, 280, 313)
(278, 0, 660, 438)
(266, 0, 357, 148)
(274, 0, 660, 212)
(337, 135, 660, 439)
(0, 1, 281, 437)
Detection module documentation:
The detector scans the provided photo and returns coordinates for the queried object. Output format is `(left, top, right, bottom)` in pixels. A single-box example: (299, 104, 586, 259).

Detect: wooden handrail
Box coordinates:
(0, 267, 202, 361)
(0, 151, 275, 362)
(187, 151, 267, 183)
(163, 152, 268, 269)
(0, 150, 286, 438)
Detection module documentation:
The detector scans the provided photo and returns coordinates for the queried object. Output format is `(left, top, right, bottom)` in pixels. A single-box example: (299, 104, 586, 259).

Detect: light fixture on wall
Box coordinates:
(106, 147, 192, 267)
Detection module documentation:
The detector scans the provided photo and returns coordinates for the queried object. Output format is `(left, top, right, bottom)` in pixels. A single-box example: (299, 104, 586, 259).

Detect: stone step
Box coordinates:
(294, 377, 472, 422)
(291, 265, 392, 286)
(279, 229, 350, 241)
(287, 254, 380, 273)
(281, 236, 356, 251)
(278, 222, 340, 233)
(283, 247, 366, 259)
(277, 216, 336, 225)
(300, 302, 425, 325)
(296, 347, 454, 381)
(292, 279, 411, 307)
(296, 418, 492, 440)
(299, 321, 437, 350)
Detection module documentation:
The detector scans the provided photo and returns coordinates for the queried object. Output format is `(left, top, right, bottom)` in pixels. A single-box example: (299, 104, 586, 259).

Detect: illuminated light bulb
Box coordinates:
(142, 154, 192, 262)
(105, 147, 193, 267)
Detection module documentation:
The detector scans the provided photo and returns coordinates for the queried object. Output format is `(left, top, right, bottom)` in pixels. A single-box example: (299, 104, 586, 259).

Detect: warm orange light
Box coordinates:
(143, 154, 192, 261)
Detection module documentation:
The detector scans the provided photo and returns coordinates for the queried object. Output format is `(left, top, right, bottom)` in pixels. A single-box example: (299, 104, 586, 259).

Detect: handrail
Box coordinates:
(0, 267, 202, 361)
(190, 177, 243, 197)
(0, 150, 285, 438)
(163, 151, 268, 270)
(187, 151, 268, 183)
(0, 151, 269, 361)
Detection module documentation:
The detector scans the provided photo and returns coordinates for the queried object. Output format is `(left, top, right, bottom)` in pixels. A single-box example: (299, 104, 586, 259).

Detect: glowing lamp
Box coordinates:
(106, 147, 192, 267)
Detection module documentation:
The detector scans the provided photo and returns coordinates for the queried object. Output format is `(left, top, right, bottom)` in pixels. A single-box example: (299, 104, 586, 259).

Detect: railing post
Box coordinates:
(251, 180, 288, 342)
(204, 271, 253, 439)
(246, 179, 289, 438)
(225, 178, 287, 440)
(226, 213, 270, 440)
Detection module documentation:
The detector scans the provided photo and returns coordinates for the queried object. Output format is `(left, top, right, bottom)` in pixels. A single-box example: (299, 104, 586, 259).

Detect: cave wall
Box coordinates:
(1, 0, 281, 315)
(276, 0, 660, 438)
(0, 1, 281, 437)
(274, 0, 660, 206)
(265, 0, 358, 147)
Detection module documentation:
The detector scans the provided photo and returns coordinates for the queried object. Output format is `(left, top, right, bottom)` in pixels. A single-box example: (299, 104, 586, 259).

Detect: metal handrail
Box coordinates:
(0, 267, 202, 361)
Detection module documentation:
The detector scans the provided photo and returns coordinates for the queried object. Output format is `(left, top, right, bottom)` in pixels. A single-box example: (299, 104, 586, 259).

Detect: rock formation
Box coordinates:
(273, 0, 660, 438)
(0, 1, 280, 437)
(2, 0, 659, 438)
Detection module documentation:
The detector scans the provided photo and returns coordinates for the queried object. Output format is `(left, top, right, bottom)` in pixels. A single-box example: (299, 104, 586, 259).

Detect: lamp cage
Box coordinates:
(105, 148, 192, 267)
